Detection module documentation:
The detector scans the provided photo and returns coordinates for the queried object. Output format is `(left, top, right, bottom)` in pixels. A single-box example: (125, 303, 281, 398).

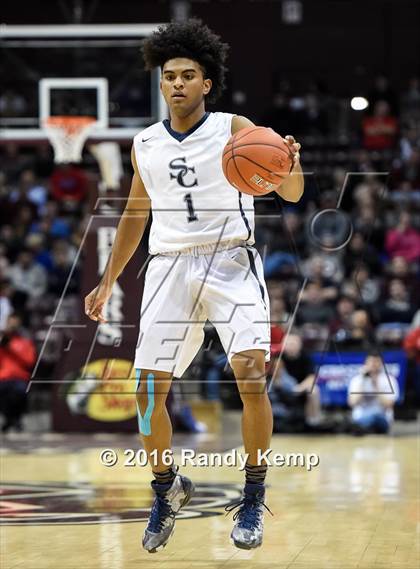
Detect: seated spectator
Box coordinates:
(48, 241, 80, 297)
(12, 204, 36, 242)
(350, 264, 380, 305)
(391, 148, 420, 189)
(343, 232, 382, 276)
(388, 180, 420, 207)
(385, 211, 420, 262)
(353, 205, 385, 252)
(269, 334, 325, 431)
(362, 100, 398, 150)
(348, 352, 399, 434)
(335, 309, 375, 349)
(0, 280, 13, 331)
(263, 211, 306, 278)
(0, 224, 22, 263)
(385, 255, 413, 285)
(380, 279, 416, 324)
(302, 254, 342, 291)
(400, 76, 420, 122)
(270, 296, 290, 327)
(0, 313, 36, 432)
(329, 295, 356, 336)
(0, 243, 10, 279)
(7, 248, 47, 309)
(9, 169, 48, 216)
(29, 200, 71, 239)
(25, 234, 53, 272)
(296, 281, 335, 325)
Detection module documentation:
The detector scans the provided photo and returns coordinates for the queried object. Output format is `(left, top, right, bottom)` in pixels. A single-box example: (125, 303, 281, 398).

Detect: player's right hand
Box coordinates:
(85, 284, 112, 323)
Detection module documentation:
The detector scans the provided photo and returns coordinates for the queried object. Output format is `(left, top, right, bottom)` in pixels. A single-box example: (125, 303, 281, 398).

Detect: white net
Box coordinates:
(43, 116, 97, 163)
(89, 142, 123, 190)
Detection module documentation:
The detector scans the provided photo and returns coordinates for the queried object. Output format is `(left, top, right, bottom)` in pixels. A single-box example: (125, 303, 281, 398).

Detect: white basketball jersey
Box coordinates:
(133, 112, 255, 254)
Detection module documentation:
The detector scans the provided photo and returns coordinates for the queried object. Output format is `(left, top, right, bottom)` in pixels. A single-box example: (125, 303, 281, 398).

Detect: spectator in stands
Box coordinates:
(263, 210, 305, 278)
(296, 281, 335, 325)
(353, 204, 385, 252)
(386, 255, 412, 281)
(362, 100, 398, 150)
(388, 180, 420, 207)
(13, 204, 36, 242)
(25, 234, 53, 272)
(380, 279, 416, 324)
(0, 280, 13, 332)
(344, 232, 381, 276)
(0, 313, 36, 432)
(269, 334, 323, 431)
(48, 241, 80, 297)
(335, 309, 375, 349)
(302, 254, 343, 290)
(0, 225, 22, 264)
(391, 148, 420, 189)
(270, 296, 290, 328)
(350, 264, 380, 305)
(348, 352, 399, 435)
(385, 211, 420, 262)
(10, 169, 48, 216)
(7, 248, 47, 309)
(0, 243, 10, 279)
(400, 76, 420, 122)
(50, 164, 88, 210)
(329, 295, 356, 336)
(29, 200, 71, 239)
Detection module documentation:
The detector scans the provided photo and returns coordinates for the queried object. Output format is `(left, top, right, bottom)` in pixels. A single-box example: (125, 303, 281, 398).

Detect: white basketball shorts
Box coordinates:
(134, 241, 271, 377)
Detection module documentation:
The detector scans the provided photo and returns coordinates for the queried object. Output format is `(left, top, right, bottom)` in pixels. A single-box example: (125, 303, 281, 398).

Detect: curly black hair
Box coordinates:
(141, 19, 229, 104)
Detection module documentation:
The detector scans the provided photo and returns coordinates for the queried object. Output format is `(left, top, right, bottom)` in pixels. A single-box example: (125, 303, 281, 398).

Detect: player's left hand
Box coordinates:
(284, 135, 301, 170)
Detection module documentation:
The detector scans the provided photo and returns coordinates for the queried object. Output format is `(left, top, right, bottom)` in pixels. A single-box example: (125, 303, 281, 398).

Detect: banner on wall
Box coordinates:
(49, 185, 150, 432)
(311, 350, 407, 407)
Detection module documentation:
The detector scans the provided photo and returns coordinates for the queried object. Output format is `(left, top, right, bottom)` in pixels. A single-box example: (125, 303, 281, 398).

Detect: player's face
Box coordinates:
(161, 58, 212, 117)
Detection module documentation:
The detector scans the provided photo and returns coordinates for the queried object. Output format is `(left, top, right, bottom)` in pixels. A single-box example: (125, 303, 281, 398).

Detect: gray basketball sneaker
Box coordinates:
(142, 474, 195, 553)
(226, 483, 272, 550)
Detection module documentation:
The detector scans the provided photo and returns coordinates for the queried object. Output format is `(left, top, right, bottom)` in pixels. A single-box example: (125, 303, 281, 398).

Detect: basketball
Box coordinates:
(222, 126, 294, 196)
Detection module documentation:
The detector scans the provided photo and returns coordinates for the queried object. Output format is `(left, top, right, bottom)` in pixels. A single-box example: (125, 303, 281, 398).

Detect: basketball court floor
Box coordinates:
(1, 427, 418, 569)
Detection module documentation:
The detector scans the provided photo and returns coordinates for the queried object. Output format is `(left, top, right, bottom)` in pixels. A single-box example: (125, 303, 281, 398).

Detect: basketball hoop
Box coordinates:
(43, 116, 97, 163)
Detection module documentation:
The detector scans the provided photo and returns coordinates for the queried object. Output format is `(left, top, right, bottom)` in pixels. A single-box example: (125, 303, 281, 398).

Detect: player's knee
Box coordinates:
(135, 369, 171, 415)
(136, 387, 167, 415)
(237, 378, 268, 406)
(231, 350, 266, 380)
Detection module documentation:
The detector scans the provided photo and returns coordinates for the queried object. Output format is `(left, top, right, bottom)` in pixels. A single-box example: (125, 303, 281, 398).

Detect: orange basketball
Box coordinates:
(222, 126, 294, 196)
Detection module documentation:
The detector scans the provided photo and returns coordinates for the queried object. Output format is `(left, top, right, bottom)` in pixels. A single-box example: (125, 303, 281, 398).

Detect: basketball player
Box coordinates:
(85, 19, 303, 552)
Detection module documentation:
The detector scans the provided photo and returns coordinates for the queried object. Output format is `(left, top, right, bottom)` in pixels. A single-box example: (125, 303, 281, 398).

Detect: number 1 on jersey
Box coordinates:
(184, 193, 198, 222)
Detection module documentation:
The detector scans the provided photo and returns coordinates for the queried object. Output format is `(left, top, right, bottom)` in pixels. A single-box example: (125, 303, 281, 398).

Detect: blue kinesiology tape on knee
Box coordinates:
(135, 369, 155, 436)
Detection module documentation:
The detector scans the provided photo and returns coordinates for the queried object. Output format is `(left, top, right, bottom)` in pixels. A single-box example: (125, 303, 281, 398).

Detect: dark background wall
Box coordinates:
(2, 0, 419, 120)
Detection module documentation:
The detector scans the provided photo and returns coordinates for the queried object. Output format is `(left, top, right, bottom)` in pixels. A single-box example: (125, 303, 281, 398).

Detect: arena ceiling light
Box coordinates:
(351, 97, 369, 111)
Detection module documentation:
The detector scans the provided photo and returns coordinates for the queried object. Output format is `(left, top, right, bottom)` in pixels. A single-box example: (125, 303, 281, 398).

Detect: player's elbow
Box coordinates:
(286, 191, 303, 203)
(278, 186, 303, 203)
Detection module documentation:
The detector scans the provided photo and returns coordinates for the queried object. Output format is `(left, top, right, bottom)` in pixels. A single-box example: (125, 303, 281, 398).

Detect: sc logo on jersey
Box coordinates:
(169, 157, 198, 188)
